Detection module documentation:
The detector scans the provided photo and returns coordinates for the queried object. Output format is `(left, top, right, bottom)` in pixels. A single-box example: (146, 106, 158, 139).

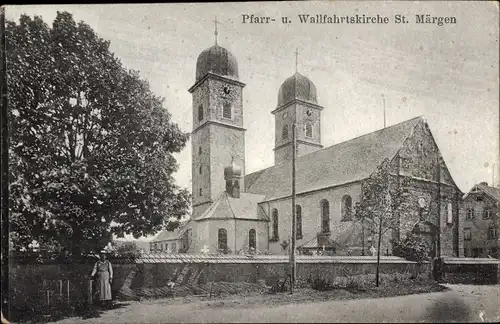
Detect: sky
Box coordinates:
(6, 2, 499, 240)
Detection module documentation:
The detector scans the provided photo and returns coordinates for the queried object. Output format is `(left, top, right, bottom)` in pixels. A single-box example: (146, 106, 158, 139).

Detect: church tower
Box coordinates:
(273, 72, 323, 165)
(188, 30, 246, 219)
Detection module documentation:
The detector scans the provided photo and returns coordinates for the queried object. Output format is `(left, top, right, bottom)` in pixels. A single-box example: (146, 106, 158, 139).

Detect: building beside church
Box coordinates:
(461, 182, 499, 258)
(177, 39, 464, 258)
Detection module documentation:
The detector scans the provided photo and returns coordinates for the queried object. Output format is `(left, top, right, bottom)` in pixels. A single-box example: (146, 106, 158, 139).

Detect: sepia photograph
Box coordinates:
(1, 1, 499, 323)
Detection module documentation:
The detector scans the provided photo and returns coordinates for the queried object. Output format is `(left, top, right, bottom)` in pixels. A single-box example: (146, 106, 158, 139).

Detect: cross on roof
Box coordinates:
(294, 48, 299, 73)
(213, 17, 220, 45)
(201, 245, 209, 254)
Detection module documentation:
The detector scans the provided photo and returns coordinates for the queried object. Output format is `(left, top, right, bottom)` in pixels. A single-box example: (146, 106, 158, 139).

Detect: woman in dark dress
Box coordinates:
(91, 251, 113, 308)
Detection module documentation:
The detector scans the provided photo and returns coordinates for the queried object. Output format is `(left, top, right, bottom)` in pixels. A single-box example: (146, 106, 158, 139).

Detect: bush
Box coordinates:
(311, 278, 334, 291)
(391, 234, 430, 264)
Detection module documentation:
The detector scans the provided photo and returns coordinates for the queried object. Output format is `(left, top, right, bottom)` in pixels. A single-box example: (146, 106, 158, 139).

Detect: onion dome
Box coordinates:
(224, 157, 242, 179)
(277, 72, 318, 107)
(196, 44, 239, 81)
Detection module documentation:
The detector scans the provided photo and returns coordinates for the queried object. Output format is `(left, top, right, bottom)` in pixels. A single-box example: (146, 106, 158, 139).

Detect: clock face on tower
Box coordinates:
(222, 86, 232, 95)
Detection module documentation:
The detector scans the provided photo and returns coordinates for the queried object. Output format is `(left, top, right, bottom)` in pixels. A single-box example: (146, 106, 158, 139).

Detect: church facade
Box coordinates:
(181, 41, 464, 258)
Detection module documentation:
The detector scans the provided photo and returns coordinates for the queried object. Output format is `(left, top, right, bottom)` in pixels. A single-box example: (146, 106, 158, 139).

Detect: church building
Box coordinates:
(180, 38, 464, 258)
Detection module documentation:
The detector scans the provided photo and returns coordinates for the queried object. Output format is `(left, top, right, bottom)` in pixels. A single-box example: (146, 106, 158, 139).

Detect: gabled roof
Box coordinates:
(195, 191, 268, 221)
(245, 117, 423, 201)
(463, 183, 500, 202)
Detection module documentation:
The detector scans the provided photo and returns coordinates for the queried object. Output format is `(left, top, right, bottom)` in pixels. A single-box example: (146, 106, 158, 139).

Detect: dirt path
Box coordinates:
(50, 284, 500, 323)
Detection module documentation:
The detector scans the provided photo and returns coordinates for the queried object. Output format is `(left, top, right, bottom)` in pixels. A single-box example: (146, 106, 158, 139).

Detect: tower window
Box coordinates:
(199, 188, 202, 196)
(305, 122, 313, 138)
(282, 125, 289, 141)
(198, 104, 204, 121)
(223, 102, 232, 119)
(199, 165, 202, 174)
(199, 146, 202, 155)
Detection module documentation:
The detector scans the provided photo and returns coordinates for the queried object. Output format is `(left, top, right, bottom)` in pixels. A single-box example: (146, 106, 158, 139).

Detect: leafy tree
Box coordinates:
(7, 12, 190, 255)
(354, 157, 412, 286)
(391, 234, 430, 264)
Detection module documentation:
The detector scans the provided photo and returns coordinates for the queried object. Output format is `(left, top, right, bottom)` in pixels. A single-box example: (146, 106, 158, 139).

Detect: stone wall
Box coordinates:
(9, 255, 428, 313)
(435, 257, 500, 284)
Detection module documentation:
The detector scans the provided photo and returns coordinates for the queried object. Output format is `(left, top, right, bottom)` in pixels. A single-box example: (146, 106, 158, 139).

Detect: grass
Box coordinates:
(139, 273, 449, 310)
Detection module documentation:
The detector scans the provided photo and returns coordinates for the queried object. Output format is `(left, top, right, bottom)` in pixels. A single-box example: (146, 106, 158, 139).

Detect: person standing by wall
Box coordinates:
(90, 251, 113, 308)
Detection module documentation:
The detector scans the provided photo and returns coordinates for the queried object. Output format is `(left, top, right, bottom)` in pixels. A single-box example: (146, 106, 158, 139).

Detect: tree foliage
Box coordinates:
(391, 234, 430, 264)
(354, 157, 413, 286)
(114, 241, 140, 254)
(7, 12, 190, 254)
(354, 157, 412, 238)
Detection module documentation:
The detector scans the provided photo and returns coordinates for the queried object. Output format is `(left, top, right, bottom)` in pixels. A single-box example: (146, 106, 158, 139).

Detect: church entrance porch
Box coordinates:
(412, 221, 439, 259)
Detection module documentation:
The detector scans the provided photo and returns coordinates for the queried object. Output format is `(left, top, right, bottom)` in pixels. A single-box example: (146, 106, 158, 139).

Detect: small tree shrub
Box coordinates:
(391, 234, 430, 264)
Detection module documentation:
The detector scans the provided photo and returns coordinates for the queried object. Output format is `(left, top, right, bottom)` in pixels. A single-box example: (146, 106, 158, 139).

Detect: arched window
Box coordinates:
(305, 122, 313, 138)
(282, 125, 289, 141)
(199, 165, 202, 174)
(249, 229, 256, 249)
(447, 202, 453, 224)
(272, 209, 279, 240)
(199, 146, 202, 155)
(199, 188, 202, 196)
(321, 200, 330, 233)
(218, 228, 228, 250)
(296, 205, 302, 239)
(223, 102, 232, 119)
(198, 104, 204, 121)
(341, 195, 353, 221)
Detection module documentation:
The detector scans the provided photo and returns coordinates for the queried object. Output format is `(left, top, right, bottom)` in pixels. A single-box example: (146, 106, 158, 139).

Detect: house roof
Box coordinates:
(463, 183, 500, 202)
(153, 229, 182, 242)
(245, 117, 423, 201)
(195, 191, 268, 221)
(152, 220, 192, 242)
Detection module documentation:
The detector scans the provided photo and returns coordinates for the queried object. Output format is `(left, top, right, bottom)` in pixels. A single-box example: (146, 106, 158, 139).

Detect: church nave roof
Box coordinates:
(245, 116, 424, 201)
